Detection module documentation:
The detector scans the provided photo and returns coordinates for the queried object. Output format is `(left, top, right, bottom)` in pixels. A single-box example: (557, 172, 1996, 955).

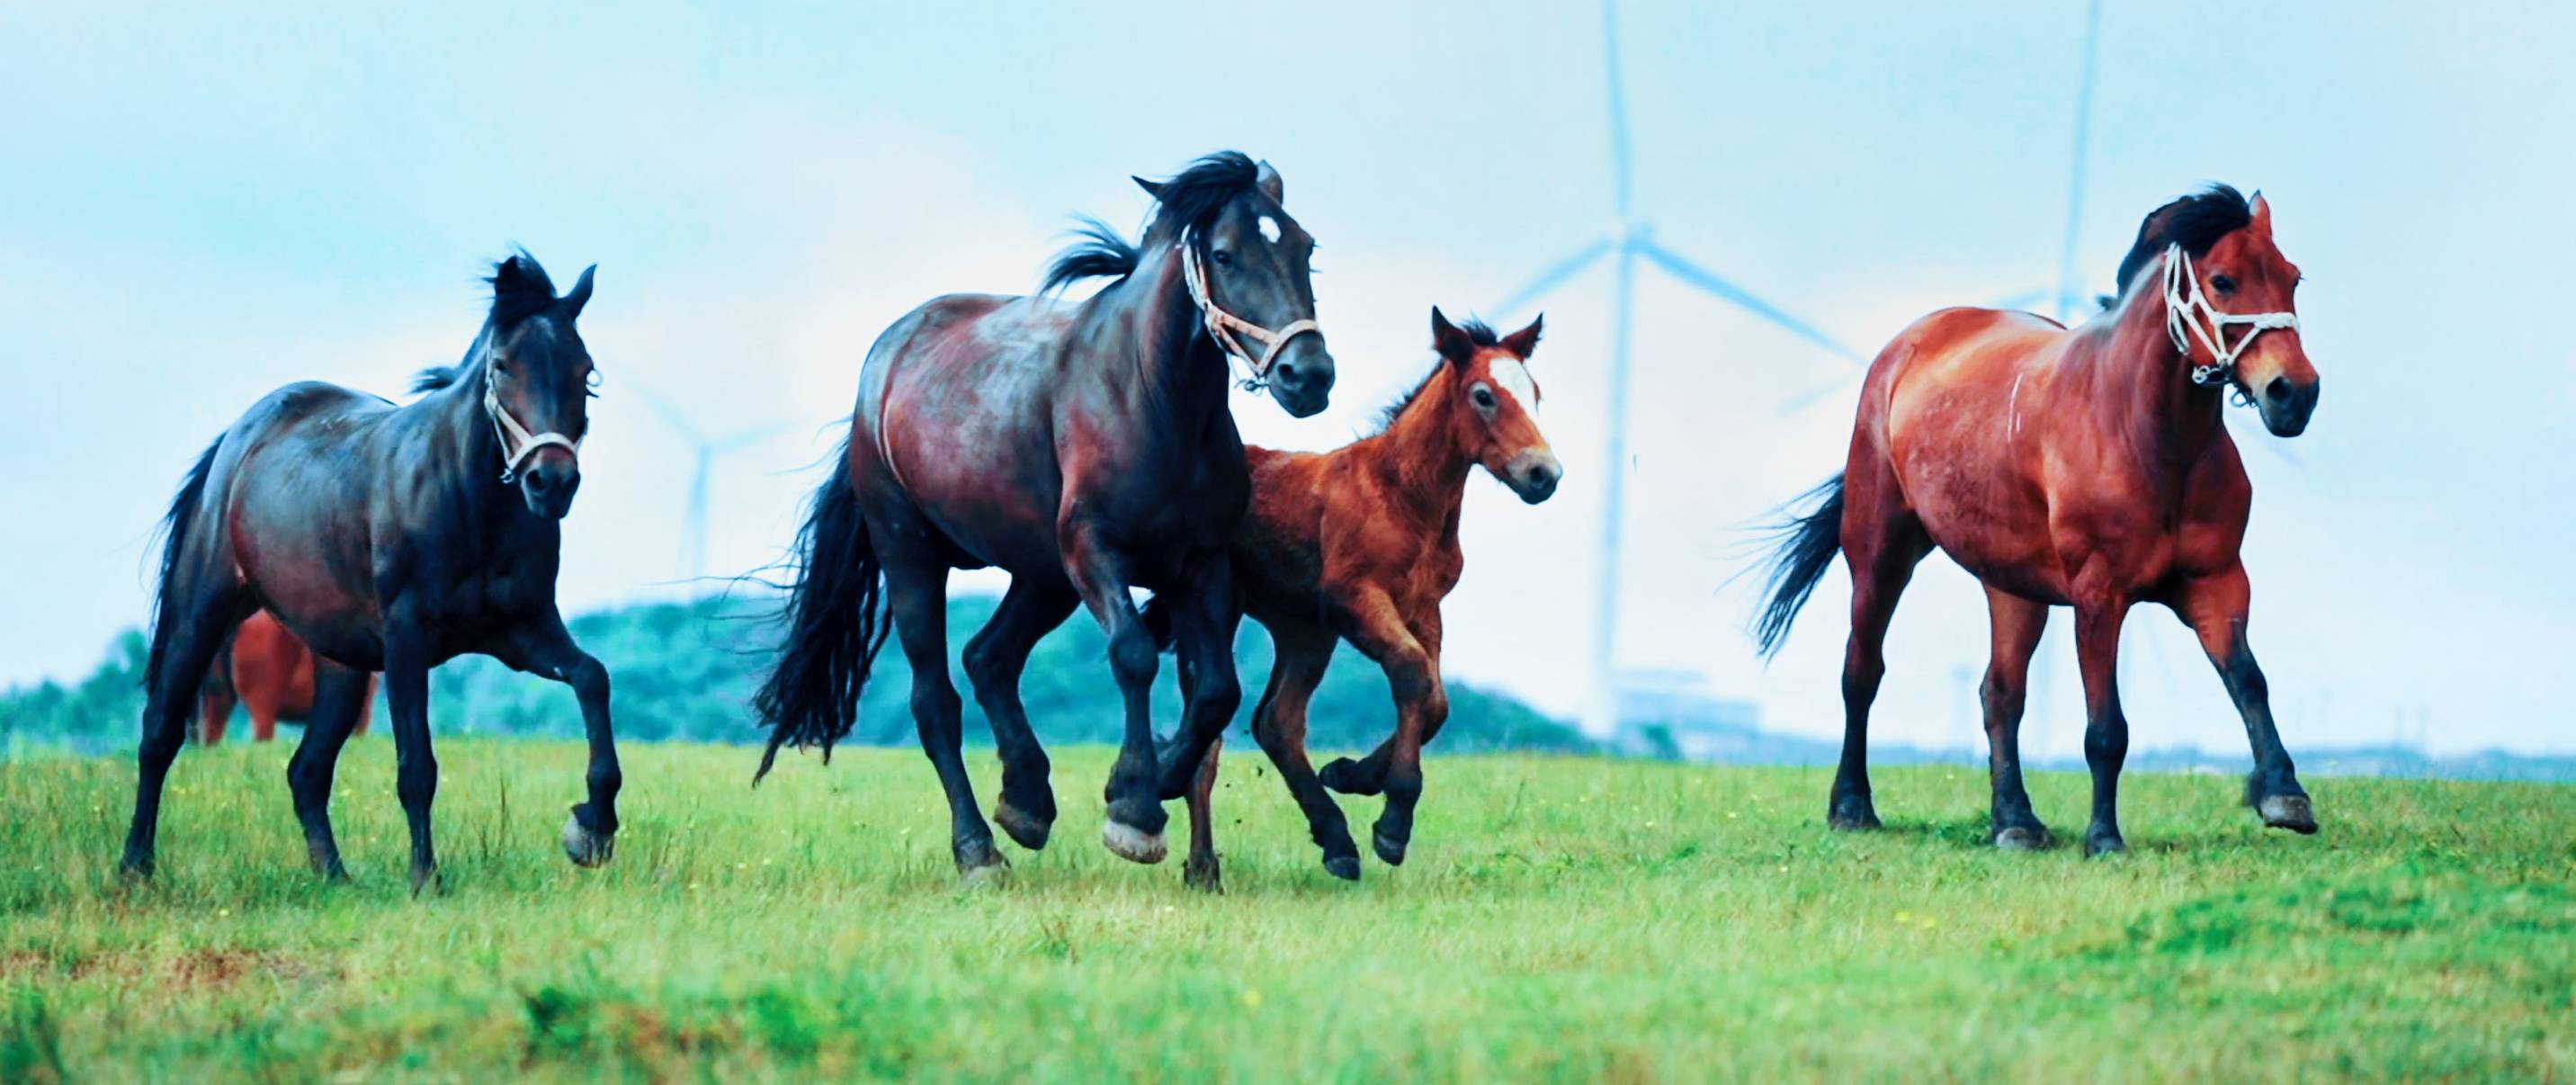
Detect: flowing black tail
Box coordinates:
(751, 445, 891, 782)
(1751, 473, 1846, 659)
(141, 435, 225, 694)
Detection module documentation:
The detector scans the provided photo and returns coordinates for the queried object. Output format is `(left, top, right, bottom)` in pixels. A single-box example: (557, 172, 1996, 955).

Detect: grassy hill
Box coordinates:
(1, 740, 2569, 1081)
(0, 594, 1591, 760)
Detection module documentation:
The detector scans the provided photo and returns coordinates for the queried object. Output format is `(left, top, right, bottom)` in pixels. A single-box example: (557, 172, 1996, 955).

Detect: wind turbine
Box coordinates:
(1490, 0, 1868, 739)
(631, 383, 787, 585)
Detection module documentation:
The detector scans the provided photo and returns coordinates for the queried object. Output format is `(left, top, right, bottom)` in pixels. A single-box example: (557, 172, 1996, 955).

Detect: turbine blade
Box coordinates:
(1990, 288, 2050, 312)
(1601, 0, 1636, 220)
(1635, 241, 1864, 363)
(1491, 238, 1613, 318)
(1775, 376, 1856, 417)
(627, 381, 706, 445)
(711, 422, 792, 454)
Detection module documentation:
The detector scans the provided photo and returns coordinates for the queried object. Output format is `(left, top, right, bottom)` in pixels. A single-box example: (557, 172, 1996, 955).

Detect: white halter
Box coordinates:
(1178, 240, 1323, 392)
(2161, 242, 2299, 391)
(483, 363, 582, 484)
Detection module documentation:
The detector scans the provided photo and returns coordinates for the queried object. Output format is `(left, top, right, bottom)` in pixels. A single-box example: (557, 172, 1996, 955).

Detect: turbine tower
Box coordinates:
(631, 383, 786, 585)
(1491, 0, 1866, 739)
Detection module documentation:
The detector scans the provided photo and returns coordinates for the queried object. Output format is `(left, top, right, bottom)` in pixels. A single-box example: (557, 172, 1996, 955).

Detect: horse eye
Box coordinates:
(2211, 273, 2237, 295)
(1471, 386, 1498, 409)
(1212, 248, 1235, 267)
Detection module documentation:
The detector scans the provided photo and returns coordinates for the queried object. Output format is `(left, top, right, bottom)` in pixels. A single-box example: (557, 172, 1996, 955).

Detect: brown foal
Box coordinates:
(1178, 308, 1561, 890)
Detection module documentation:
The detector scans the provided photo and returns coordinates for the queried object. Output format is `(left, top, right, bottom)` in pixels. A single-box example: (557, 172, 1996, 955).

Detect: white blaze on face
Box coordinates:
(1486, 354, 1538, 417)
(1257, 215, 1282, 245)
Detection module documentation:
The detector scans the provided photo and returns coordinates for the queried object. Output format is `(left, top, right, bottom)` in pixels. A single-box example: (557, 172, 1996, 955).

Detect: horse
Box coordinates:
(752, 151, 1336, 882)
(195, 611, 376, 746)
(1173, 308, 1560, 890)
(125, 253, 622, 891)
(1752, 185, 2322, 856)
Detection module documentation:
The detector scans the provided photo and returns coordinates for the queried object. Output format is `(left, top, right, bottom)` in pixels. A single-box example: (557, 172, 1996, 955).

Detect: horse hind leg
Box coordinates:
(287, 661, 370, 879)
(1829, 465, 1930, 832)
(962, 578, 1078, 852)
(1182, 735, 1224, 892)
(1981, 587, 2053, 849)
(121, 581, 255, 877)
(884, 555, 1007, 881)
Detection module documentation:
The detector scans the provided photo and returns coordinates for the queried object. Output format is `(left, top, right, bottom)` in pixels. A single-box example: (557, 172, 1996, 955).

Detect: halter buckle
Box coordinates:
(1179, 240, 1322, 393)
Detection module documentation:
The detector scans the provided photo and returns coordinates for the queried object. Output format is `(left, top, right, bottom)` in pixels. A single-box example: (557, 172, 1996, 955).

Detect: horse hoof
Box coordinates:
(1321, 855, 1362, 882)
(959, 857, 1012, 889)
(1372, 829, 1409, 867)
(1184, 857, 1223, 894)
(562, 812, 615, 868)
(118, 856, 155, 882)
(1827, 807, 1883, 832)
(1102, 820, 1167, 865)
(1318, 758, 1374, 795)
(994, 800, 1054, 852)
(2257, 794, 2318, 835)
(409, 866, 443, 897)
(1992, 825, 2052, 851)
(2083, 832, 2127, 858)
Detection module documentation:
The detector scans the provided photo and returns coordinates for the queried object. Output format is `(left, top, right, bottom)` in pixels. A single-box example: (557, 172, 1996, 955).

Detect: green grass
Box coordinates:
(2, 740, 2570, 1082)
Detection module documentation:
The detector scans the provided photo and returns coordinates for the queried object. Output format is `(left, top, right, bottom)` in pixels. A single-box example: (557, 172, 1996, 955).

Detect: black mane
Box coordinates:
(410, 365, 462, 394)
(1369, 318, 1501, 434)
(1040, 217, 1140, 294)
(487, 250, 560, 331)
(2109, 184, 2252, 301)
(1039, 151, 1265, 292)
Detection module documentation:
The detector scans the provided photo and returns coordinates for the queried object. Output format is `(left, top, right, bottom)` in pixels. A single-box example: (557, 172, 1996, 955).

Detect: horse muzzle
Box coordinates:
(1265, 336, 1335, 418)
(2255, 375, 2320, 437)
(1504, 449, 1562, 505)
(520, 454, 582, 519)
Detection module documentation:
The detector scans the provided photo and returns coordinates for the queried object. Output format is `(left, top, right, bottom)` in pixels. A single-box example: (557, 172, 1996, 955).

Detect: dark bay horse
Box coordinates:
(196, 611, 376, 745)
(126, 254, 622, 890)
(1175, 309, 1559, 890)
(1755, 186, 2322, 856)
(754, 152, 1336, 881)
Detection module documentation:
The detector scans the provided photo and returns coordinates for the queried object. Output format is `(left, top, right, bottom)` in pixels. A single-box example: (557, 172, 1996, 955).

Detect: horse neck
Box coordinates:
(1370, 370, 1477, 525)
(1089, 243, 1231, 416)
(2089, 289, 2230, 469)
(419, 335, 527, 529)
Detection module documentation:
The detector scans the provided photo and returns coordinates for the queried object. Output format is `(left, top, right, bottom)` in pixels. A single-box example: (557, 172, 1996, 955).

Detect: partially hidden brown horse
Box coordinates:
(1172, 309, 1559, 889)
(1754, 185, 2321, 856)
(197, 611, 376, 745)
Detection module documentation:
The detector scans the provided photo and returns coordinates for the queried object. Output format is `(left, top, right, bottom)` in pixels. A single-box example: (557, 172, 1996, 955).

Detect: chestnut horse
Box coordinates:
(127, 254, 622, 891)
(1173, 309, 1559, 889)
(1754, 185, 2322, 856)
(753, 152, 1336, 881)
(196, 611, 376, 746)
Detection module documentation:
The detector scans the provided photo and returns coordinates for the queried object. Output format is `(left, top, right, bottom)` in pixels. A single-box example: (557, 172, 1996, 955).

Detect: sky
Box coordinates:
(3, 1, 2571, 759)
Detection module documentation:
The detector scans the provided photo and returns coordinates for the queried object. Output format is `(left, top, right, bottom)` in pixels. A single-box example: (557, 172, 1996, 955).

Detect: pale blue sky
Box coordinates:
(4, 2, 2569, 758)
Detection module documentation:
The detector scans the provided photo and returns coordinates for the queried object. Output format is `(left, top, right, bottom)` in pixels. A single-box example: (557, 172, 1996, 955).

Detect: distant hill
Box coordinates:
(0, 594, 1595, 759)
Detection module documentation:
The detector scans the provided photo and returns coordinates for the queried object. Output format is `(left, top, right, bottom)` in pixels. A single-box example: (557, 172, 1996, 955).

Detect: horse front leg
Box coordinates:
(1333, 593, 1440, 866)
(1063, 523, 1167, 865)
(494, 617, 622, 868)
(2170, 565, 2315, 834)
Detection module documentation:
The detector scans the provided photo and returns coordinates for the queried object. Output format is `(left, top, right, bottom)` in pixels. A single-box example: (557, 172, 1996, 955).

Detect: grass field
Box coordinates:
(1, 740, 2569, 1081)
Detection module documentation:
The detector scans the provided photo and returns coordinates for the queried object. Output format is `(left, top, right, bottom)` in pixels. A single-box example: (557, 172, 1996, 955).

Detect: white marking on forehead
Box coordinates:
(1257, 215, 1282, 245)
(1486, 354, 1538, 417)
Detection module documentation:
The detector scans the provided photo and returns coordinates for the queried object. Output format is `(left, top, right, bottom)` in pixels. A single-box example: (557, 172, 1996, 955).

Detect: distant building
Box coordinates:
(1611, 669, 1803, 763)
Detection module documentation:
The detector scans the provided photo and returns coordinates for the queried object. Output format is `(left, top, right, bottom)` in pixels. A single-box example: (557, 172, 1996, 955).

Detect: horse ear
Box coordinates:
(1502, 314, 1543, 359)
(1133, 175, 1165, 200)
(1255, 160, 1284, 204)
(2248, 192, 2273, 237)
(561, 265, 596, 318)
(1430, 306, 1475, 364)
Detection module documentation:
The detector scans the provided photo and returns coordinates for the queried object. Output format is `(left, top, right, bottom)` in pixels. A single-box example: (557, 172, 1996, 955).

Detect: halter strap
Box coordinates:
(483, 364, 582, 484)
(2160, 243, 2300, 393)
(1179, 240, 1322, 392)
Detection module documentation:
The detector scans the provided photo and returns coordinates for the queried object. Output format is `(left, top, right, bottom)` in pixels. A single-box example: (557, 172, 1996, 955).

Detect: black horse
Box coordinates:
(123, 254, 622, 892)
(754, 151, 1335, 882)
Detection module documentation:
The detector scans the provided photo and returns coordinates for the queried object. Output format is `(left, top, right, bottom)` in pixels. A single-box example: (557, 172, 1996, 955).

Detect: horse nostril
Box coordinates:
(1273, 360, 1301, 386)
(2266, 377, 2294, 404)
